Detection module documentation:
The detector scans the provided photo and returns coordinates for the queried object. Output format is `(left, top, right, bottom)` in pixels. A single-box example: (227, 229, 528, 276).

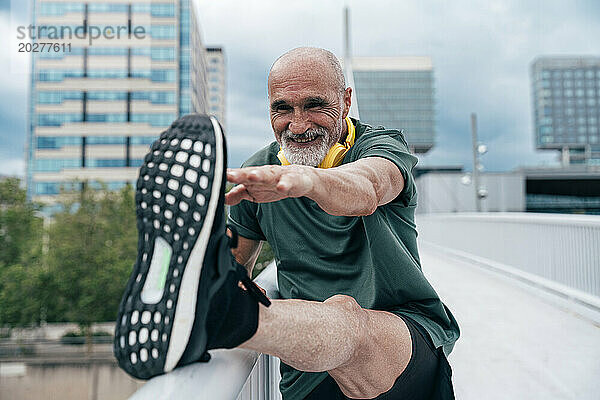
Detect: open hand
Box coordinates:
(225, 165, 315, 206)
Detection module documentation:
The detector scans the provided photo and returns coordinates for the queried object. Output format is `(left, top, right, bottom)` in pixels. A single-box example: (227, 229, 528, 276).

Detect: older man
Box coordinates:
(115, 46, 459, 400)
(225, 47, 459, 399)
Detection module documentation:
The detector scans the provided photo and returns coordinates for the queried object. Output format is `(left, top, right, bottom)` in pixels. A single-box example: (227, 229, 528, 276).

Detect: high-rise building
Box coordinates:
(531, 56, 600, 166)
(205, 47, 226, 127)
(27, 0, 208, 203)
(351, 56, 436, 154)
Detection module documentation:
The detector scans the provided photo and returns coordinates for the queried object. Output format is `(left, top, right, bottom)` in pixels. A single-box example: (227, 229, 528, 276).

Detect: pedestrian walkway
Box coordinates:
(419, 243, 600, 400)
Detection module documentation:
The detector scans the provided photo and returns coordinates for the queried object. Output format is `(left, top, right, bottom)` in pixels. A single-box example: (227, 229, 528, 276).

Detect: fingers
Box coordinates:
(226, 166, 312, 201)
(226, 169, 245, 184)
(225, 184, 252, 206)
(227, 167, 278, 186)
(238, 281, 268, 297)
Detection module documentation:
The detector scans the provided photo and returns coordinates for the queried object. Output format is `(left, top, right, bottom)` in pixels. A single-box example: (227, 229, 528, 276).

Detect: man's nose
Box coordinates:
(288, 112, 311, 135)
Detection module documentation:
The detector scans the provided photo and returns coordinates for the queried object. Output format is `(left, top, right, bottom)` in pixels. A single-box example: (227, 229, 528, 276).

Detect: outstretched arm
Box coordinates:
(225, 157, 404, 216)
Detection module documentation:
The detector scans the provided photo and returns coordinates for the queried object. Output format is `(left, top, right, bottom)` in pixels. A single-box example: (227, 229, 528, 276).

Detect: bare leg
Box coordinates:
(240, 294, 412, 399)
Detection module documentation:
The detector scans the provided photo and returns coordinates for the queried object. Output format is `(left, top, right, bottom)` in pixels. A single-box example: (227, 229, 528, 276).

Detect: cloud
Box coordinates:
(0, 157, 25, 177)
(0, 10, 29, 173)
(196, 0, 600, 171)
(1, 0, 599, 174)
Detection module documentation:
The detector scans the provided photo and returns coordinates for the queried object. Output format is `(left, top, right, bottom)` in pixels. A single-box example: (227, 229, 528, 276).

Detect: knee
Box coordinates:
(324, 294, 361, 313)
(323, 295, 367, 339)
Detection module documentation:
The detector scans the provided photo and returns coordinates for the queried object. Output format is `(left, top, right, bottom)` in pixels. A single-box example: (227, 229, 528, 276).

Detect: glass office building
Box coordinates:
(351, 57, 436, 154)
(27, 0, 209, 202)
(531, 57, 600, 165)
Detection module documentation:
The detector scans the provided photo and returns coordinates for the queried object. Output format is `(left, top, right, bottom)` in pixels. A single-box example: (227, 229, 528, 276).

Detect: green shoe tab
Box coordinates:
(141, 236, 172, 304)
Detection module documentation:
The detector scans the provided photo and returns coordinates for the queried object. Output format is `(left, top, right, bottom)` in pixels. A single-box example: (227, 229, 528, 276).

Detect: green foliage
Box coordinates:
(0, 179, 137, 328)
(0, 264, 44, 326)
(45, 183, 137, 326)
(0, 178, 43, 268)
(256, 241, 274, 265)
(252, 242, 275, 279)
(0, 177, 275, 328)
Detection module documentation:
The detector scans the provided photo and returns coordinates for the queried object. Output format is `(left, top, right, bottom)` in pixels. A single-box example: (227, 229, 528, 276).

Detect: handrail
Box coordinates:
(417, 213, 600, 308)
(129, 262, 281, 400)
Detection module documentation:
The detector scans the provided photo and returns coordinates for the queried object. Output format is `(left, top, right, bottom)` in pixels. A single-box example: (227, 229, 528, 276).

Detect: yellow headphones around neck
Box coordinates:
(277, 117, 356, 169)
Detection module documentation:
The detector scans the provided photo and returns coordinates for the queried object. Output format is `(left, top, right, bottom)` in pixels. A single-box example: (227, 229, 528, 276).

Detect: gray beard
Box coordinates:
(281, 127, 334, 167)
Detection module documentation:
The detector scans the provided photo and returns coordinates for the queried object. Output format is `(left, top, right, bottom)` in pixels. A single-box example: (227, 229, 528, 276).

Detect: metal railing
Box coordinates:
(129, 262, 282, 400)
(417, 212, 600, 309)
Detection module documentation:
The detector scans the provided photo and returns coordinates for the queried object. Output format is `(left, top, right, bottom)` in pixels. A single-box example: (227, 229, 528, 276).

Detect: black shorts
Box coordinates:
(303, 315, 455, 400)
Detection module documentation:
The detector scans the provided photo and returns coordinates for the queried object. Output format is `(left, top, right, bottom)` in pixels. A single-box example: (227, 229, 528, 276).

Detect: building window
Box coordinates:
(130, 136, 157, 146)
(34, 158, 81, 172)
(38, 91, 83, 104)
(87, 70, 128, 79)
(88, 4, 128, 12)
(36, 136, 82, 149)
(151, 4, 175, 17)
(151, 25, 176, 39)
(87, 114, 128, 123)
(87, 159, 127, 168)
(86, 136, 126, 145)
(87, 91, 128, 101)
(131, 91, 176, 104)
(38, 70, 84, 81)
(150, 47, 176, 61)
(130, 113, 176, 126)
(151, 69, 176, 82)
(39, 3, 84, 16)
(37, 113, 83, 126)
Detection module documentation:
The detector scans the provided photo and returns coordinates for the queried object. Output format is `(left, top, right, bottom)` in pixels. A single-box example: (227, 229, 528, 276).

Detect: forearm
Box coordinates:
(306, 158, 402, 216)
(229, 231, 263, 276)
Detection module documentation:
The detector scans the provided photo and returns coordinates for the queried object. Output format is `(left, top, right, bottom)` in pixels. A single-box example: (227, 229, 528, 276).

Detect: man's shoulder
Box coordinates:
(240, 141, 280, 167)
(354, 119, 410, 151)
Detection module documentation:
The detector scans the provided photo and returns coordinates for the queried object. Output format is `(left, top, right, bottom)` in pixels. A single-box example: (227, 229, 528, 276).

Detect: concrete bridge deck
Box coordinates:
(420, 243, 600, 400)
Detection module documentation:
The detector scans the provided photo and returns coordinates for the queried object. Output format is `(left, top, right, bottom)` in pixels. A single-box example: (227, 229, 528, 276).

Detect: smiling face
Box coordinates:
(268, 48, 352, 166)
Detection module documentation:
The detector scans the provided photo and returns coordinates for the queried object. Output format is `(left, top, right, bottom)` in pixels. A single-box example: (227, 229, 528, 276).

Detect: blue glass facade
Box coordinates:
(531, 57, 600, 165)
(28, 0, 208, 200)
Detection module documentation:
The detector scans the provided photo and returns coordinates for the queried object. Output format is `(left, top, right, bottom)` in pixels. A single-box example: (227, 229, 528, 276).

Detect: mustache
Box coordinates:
(281, 127, 328, 141)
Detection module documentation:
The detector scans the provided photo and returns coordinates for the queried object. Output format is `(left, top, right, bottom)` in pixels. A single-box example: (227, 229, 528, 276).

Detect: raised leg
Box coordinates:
(240, 294, 412, 399)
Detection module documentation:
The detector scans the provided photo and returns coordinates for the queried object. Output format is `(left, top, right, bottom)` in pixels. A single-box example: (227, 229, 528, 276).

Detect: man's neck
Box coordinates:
(338, 118, 349, 144)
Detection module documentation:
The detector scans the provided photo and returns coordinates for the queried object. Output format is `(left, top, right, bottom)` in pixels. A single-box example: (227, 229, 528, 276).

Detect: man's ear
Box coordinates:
(342, 87, 352, 119)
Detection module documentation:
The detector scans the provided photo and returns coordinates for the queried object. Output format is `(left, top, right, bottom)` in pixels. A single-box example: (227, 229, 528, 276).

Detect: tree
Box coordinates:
(0, 178, 43, 268)
(45, 184, 137, 330)
(0, 178, 44, 327)
(0, 264, 43, 326)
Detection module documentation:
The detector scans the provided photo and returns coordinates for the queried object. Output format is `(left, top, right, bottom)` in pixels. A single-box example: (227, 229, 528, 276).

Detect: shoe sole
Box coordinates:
(114, 115, 224, 379)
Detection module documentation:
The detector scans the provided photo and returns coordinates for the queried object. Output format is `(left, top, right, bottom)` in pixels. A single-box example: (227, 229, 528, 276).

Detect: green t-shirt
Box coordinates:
(228, 119, 460, 400)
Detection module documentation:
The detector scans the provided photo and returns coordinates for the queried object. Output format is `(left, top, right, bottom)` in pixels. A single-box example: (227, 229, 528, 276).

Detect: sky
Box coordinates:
(1, 0, 599, 176)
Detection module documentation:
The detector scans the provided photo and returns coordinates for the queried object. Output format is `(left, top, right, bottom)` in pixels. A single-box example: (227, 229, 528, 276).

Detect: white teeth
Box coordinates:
(294, 132, 317, 143)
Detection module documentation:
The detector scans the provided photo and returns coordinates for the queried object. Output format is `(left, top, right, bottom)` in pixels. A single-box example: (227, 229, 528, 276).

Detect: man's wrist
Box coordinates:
(303, 166, 323, 202)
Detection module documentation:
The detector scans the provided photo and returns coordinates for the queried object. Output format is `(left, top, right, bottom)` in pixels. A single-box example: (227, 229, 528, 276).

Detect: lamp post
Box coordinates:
(471, 113, 488, 212)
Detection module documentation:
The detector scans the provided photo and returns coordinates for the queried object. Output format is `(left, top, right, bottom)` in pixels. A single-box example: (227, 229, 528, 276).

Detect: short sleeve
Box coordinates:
(351, 130, 418, 207)
(228, 200, 267, 241)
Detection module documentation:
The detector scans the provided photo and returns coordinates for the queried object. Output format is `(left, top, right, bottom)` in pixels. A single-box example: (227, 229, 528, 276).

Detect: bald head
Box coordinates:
(268, 47, 346, 97)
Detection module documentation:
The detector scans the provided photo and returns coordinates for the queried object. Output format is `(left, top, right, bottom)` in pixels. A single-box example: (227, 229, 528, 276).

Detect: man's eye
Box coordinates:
(276, 105, 292, 112)
(305, 102, 323, 109)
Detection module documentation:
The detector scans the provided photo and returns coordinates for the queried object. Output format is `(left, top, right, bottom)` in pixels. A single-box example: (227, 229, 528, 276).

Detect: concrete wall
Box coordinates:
(415, 172, 525, 214)
(0, 361, 143, 400)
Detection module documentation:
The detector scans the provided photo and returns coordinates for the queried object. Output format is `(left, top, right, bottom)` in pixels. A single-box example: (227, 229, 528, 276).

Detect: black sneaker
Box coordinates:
(113, 114, 270, 380)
